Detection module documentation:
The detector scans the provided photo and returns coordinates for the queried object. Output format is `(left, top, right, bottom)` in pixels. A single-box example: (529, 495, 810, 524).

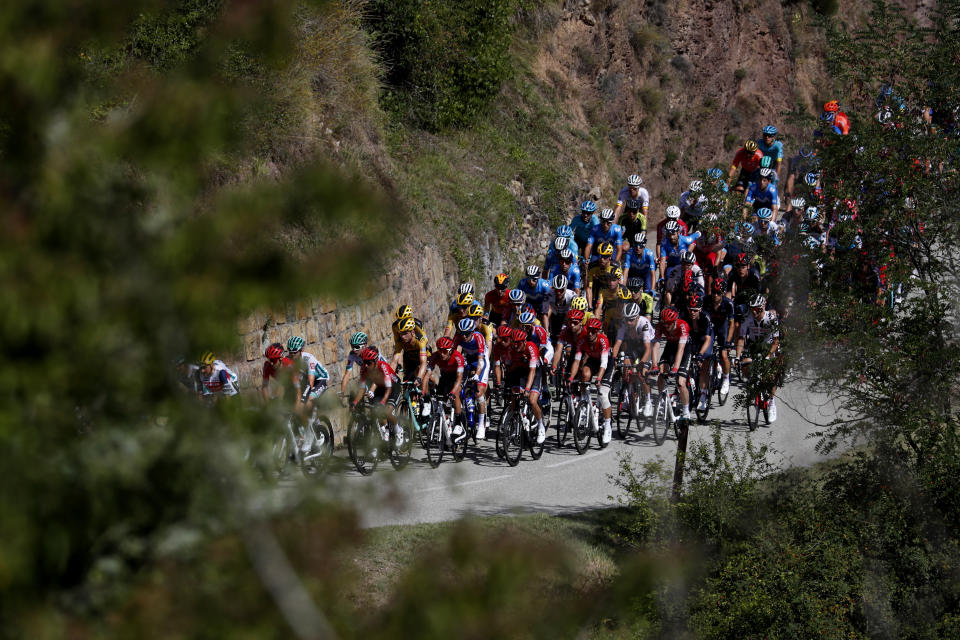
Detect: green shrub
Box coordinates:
(366, 0, 515, 131)
(637, 87, 663, 114)
(723, 132, 739, 151)
(734, 67, 747, 80)
(127, 0, 225, 70)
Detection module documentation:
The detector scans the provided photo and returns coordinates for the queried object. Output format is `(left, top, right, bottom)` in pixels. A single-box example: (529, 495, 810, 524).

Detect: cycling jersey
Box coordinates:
(755, 220, 782, 245)
(730, 147, 764, 174)
(597, 296, 623, 331)
(523, 324, 554, 365)
(361, 359, 399, 399)
(620, 211, 648, 243)
(426, 349, 466, 375)
(573, 332, 611, 368)
(503, 340, 540, 372)
(684, 312, 715, 356)
(484, 288, 512, 321)
(616, 185, 650, 209)
(834, 111, 851, 135)
(665, 264, 705, 295)
(544, 239, 580, 271)
(547, 262, 583, 291)
(678, 191, 708, 220)
(704, 296, 735, 328)
(740, 310, 780, 345)
(624, 246, 657, 290)
(617, 316, 655, 345)
(200, 360, 240, 396)
(586, 263, 615, 296)
(654, 319, 690, 345)
(556, 324, 586, 346)
(659, 231, 702, 268)
(656, 217, 689, 249)
(298, 351, 330, 389)
(395, 325, 429, 355)
(454, 331, 489, 384)
(756, 137, 784, 162)
(727, 266, 763, 307)
(635, 291, 655, 317)
(744, 182, 780, 208)
(545, 288, 575, 318)
(570, 213, 600, 251)
(586, 223, 624, 261)
(262, 357, 294, 387)
(518, 277, 552, 310)
(693, 233, 725, 271)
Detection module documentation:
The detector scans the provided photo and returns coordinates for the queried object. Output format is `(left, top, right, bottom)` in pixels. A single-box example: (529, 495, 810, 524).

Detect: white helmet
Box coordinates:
(689, 180, 703, 193)
(627, 174, 643, 187)
(665, 205, 681, 220)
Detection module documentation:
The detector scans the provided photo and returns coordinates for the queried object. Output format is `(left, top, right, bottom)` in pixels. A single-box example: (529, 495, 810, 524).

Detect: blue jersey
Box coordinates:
(624, 246, 657, 290)
(518, 277, 552, 307)
(659, 232, 701, 268)
(586, 223, 624, 262)
(548, 263, 583, 291)
(570, 214, 599, 251)
(543, 238, 580, 272)
(756, 138, 784, 162)
(744, 182, 780, 208)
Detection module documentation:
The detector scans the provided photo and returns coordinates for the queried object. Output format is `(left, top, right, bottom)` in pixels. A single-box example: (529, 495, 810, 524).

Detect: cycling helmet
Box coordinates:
(744, 140, 758, 152)
(398, 318, 417, 332)
(557, 224, 574, 238)
(689, 180, 703, 193)
(511, 328, 528, 342)
(707, 167, 724, 179)
(525, 265, 541, 278)
(735, 252, 750, 266)
(623, 302, 641, 320)
(626, 174, 643, 187)
(749, 294, 766, 308)
(762, 125, 778, 136)
(823, 100, 840, 112)
(798, 147, 814, 158)
(711, 278, 726, 294)
(633, 231, 646, 246)
(468, 302, 484, 318)
(496, 325, 513, 339)
(664, 220, 680, 233)
(265, 343, 284, 360)
(804, 206, 819, 221)
(553, 236, 569, 251)
(680, 250, 696, 264)
(876, 107, 893, 124)
(665, 205, 681, 220)
(596, 242, 614, 257)
(661, 307, 679, 323)
(436, 336, 454, 350)
(738, 222, 756, 236)
(287, 336, 305, 352)
(552, 274, 568, 290)
(760, 155, 772, 169)
(395, 305, 413, 321)
(804, 172, 819, 186)
(456, 292, 474, 307)
(494, 273, 509, 288)
(610, 266, 624, 281)
(581, 200, 597, 213)
(625, 198, 643, 211)
(617, 286, 632, 301)
(457, 318, 477, 334)
(571, 296, 588, 311)
(199, 352, 216, 366)
(599, 208, 615, 222)
(802, 236, 821, 250)
(360, 346, 379, 362)
(350, 331, 368, 347)
(821, 111, 836, 123)
(755, 207, 773, 221)
(790, 197, 806, 209)
(508, 289, 526, 304)
(688, 293, 704, 310)
(567, 309, 585, 322)
(758, 167, 774, 179)
(558, 248, 574, 260)
(518, 311, 536, 326)
(585, 317, 603, 331)
(627, 277, 644, 291)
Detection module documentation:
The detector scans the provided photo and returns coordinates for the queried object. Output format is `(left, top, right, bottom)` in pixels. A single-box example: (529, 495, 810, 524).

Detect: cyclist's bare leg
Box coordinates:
(528, 390, 542, 422)
(677, 375, 690, 407)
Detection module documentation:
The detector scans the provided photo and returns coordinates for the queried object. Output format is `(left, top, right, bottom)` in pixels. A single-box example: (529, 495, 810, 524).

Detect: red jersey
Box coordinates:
(730, 147, 764, 173)
(656, 218, 689, 249)
(262, 357, 294, 384)
(484, 288, 511, 317)
(426, 349, 466, 374)
(573, 332, 611, 361)
(654, 319, 690, 344)
(557, 324, 585, 345)
(361, 360, 398, 387)
(835, 111, 850, 135)
(504, 340, 539, 371)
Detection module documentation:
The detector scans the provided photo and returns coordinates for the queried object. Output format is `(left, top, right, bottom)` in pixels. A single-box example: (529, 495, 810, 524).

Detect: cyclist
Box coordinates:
(571, 200, 600, 254)
(504, 289, 536, 326)
(544, 236, 573, 274)
(728, 139, 764, 192)
(198, 352, 240, 399)
(756, 125, 784, 178)
(392, 305, 425, 345)
(545, 275, 576, 341)
(650, 307, 693, 420)
(287, 336, 330, 409)
(659, 221, 702, 281)
(597, 276, 630, 340)
(444, 291, 475, 336)
(727, 251, 764, 338)
(619, 198, 649, 248)
(493, 327, 547, 444)
(484, 273, 511, 326)
(614, 174, 650, 225)
(392, 317, 429, 385)
(517, 265, 552, 326)
(693, 226, 726, 289)
(824, 99, 850, 135)
(585, 242, 615, 308)
(555, 223, 579, 254)
(354, 346, 401, 434)
(755, 155, 779, 185)
(611, 301, 655, 417)
(743, 167, 780, 220)
(468, 302, 493, 352)
(735, 294, 781, 422)
(704, 279, 735, 395)
(260, 343, 295, 402)
(453, 318, 490, 438)
(626, 277, 655, 319)
(584, 208, 624, 264)
(421, 336, 466, 442)
(175, 358, 201, 396)
(567, 317, 614, 444)
(547, 248, 583, 294)
(518, 311, 554, 378)
(655, 205, 687, 249)
(340, 331, 370, 395)
(785, 147, 819, 199)
(681, 294, 715, 412)
(624, 232, 657, 293)
(678, 181, 708, 231)
(664, 250, 705, 308)
(754, 207, 782, 246)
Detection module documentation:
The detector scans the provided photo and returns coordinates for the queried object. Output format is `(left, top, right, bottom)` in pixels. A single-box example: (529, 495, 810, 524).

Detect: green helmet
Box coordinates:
(287, 335, 305, 352)
(350, 331, 368, 347)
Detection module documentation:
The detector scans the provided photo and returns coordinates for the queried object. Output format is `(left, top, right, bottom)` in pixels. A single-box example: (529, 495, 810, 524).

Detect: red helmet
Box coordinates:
(265, 343, 284, 360)
(436, 336, 454, 350)
(496, 325, 513, 339)
(566, 309, 585, 322)
(585, 317, 603, 331)
(511, 328, 527, 342)
(661, 307, 679, 323)
(823, 100, 840, 112)
(360, 347, 379, 362)
(736, 252, 750, 266)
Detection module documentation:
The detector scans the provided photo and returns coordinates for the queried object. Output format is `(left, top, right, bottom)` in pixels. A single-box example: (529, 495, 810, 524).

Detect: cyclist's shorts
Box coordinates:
(622, 341, 650, 364)
(584, 357, 614, 386)
(305, 381, 329, 399)
(372, 384, 402, 407)
(712, 320, 731, 349)
(402, 351, 422, 382)
(436, 371, 459, 398)
(504, 366, 542, 393)
(735, 170, 752, 190)
(659, 342, 693, 377)
(488, 311, 503, 326)
(549, 315, 565, 339)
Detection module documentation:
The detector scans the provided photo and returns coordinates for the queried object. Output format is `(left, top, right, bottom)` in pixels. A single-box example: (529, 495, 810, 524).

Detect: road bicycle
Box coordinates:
(614, 354, 651, 439)
(346, 398, 413, 474)
(567, 379, 608, 454)
(396, 380, 427, 448)
(496, 386, 546, 466)
(422, 392, 467, 467)
(272, 407, 334, 478)
(651, 372, 690, 445)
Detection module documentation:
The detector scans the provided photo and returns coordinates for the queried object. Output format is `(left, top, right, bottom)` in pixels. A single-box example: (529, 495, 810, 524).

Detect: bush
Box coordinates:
(366, 0, 515, 130)
(734, 67, 747, 80)
(637, 87, 663, 114)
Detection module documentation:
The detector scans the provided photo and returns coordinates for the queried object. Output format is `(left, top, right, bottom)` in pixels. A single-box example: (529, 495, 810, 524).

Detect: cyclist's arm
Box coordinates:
(568, 352, 582, 380)
(596, 348, 609, 381)
(551, 342, 564, 370)
(699, 334, 713, 357)
(451, 370, 464, 398)
(673, 340, 686, 371)
(416, 351, 428, 380)
(612, 338, 623, 360)
(641, 340, 652, 368)
(583, 241, 594, 263)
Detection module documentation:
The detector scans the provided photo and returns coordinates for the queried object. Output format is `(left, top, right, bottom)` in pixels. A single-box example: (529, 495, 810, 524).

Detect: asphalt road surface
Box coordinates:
(293, 372, 845, 528)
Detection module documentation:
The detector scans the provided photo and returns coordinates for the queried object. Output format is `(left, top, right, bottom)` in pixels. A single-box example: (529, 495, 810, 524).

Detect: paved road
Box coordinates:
(293, 373, 845, 527)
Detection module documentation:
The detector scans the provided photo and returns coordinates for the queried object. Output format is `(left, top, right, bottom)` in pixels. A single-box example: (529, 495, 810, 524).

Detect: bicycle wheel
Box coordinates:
(746, 396, 761, 431)
(651, 395, 669, 445)
(272, 433, 293, 476)
(715, 362, 729, 407)
(503, 411, 523, 467)
(555, 396, 572, 447)
(694, 373, 711, 423)
(300, 416, 334, 476)
(572, 403, 590, 455)
(425, 405, 445, 468)
(389, 419, 414, 470)
(762, 398, 770, 425)
(450, 415, 468, 462)
(347, 417, 378, 476)
(527, 409, 545, 460)
(616, 384, 631, 439)
(495, 407, 509, 460)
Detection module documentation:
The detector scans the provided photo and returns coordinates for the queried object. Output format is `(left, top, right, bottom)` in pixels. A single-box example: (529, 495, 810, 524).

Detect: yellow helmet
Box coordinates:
(456, 292, 474, 307)
(571, 296, 588, 311)
(395, 305, 413, 321)
(467, 302, 484, 318)
(597, 242, 614, 257)
(610, 266, 624, 281)
(199, 352, 216, 366)
(744, 139, 758, 152)
(617, 285, 632, 301)
(398, 318, 416, 332)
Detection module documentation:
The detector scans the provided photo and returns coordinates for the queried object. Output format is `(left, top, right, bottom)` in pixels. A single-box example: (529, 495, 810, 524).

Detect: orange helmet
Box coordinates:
(824, 100, 840, 112)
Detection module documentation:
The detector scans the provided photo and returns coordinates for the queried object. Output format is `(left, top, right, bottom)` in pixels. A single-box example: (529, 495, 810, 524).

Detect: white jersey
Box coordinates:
(739, 310, 780, 345)
(546, 288, 575, 317)
(199, 360, 240, 396)
(617, 316, 655, 345)
(665, 264, 705, 293)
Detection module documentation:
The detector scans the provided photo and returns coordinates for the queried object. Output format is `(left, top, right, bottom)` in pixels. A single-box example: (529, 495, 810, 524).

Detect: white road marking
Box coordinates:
(413, 473, 513, 494)
(545, 449, 609, 468)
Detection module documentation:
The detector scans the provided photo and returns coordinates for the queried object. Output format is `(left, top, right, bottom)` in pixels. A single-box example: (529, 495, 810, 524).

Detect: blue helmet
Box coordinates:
(797, 147, 814, 158)
(707, 167, 723, 179)
(755, 207, 773, 221)
(518, 311, 536, 326)
(762, 125, 778, 136)
(556, 224, 573, 238)
(804, 172, 820, 186)
(508, 289, 526, 304)
(804, 206, 819, 221)
(802, 236, 821, 251)
(457, 318, 477, 334)
(738, 222, 756, 236)
(580, 200, 597, 214)
(821, 111, 836, 123)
